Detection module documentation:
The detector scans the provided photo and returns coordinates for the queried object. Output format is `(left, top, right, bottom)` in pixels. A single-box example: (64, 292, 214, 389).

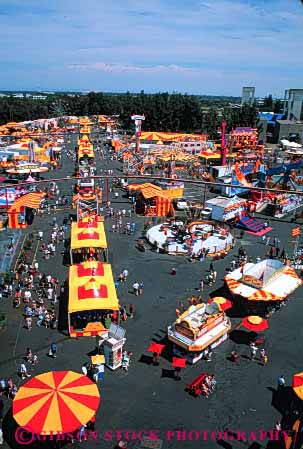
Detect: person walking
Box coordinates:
(250, 343, 258, 361)
(19, 363, 31, 380)
(133, 282, 139, 296)
(26, 348, 33, 363)
(129, 304, 134, 319)
(122, 269, 128, 282)
(49, 343, 57, 358)
(277, 375, 285, 390)
(199, 279, 204, 292)
(138, 281, 144, 295)
(82, 364, 88, 376)
(79, 425, 87, 442)
(260, 348, 268, 365)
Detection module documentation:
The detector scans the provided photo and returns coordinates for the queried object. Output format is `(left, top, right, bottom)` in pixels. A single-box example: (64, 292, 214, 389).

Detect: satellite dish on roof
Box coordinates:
(206, 302, 220, 315)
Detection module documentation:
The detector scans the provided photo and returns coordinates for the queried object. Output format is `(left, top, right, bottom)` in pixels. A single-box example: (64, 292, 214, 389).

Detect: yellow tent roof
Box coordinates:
(68, 261, 119, 313)
(71, 221, 107, 250)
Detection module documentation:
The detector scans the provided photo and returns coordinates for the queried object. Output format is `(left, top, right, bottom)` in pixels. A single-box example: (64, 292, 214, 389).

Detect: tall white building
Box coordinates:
(283, 89, 303, 121)
(241, 87, 255, 106)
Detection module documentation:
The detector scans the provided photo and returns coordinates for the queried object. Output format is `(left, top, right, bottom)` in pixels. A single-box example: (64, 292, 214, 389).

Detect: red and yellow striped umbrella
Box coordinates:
(13, 371, 100, 434)
(292, 372, 303, 400)
(207, 297, 232, 311)
(242, 316, 269, 332)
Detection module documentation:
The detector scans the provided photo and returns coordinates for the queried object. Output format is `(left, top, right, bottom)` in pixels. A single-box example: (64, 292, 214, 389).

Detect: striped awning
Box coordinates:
(248, 290, 282, 301)
(8, 192, 44, 212)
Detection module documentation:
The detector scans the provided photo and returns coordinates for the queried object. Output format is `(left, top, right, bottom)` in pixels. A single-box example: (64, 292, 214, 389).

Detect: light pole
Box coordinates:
(131, 115, 145, 153)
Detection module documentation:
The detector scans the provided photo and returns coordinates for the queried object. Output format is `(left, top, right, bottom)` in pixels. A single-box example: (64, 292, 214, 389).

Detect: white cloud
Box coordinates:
(0, 0, 303, 94)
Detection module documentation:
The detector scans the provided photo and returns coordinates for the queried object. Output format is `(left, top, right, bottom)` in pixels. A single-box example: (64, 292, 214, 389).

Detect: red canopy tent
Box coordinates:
(172, 357, 187, 368)
(147, 342, 165, 355)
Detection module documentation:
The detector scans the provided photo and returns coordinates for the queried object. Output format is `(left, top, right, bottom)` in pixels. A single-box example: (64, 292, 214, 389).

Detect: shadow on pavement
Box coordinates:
(58, 283, 68, 333)
(138, 354, 153, 365)
(229, 330, 257, 346)
(268, 386, 301, 417)
(161, 368, 175, 379)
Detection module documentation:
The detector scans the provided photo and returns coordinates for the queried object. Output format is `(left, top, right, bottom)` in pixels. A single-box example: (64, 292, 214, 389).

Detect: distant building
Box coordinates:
(241, 87, 255, 106)
(31, 95, 47, 100)
(25, 94, 47, 100)
(274, 120, 303, 144)
(257, 112, 303, 144)
(283, 89, 303, 121)
(257, 112, 284, 144)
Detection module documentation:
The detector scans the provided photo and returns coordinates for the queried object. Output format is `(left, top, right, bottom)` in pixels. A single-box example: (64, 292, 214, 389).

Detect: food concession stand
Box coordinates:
(167, 303, 231, 364)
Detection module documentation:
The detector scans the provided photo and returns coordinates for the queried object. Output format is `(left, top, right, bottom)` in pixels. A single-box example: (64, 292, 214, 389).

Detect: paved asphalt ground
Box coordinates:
(1, 134, 303, 449)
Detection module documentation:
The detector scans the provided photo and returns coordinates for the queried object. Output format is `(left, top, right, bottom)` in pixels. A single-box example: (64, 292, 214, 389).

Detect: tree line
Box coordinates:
(0, 91, 262, 138)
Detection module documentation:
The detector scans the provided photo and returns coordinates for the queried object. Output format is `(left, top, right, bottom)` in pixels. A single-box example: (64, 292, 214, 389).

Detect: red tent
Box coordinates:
(172, 357, 187, 368)
(147, 342, 165, 355)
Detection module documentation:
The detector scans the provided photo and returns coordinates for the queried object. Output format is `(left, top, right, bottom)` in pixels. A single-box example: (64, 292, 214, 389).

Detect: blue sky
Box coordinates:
(0, 0, 302, 96)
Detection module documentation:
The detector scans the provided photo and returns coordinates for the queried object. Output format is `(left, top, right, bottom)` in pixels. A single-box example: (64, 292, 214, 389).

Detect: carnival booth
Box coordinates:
(102, 323, 126, 370)
(8, 192, 44, 229)
(205, 196, 247, 222)
(128, 183, 175, 217)
(78, 142, 94, 165)
(225, 259, 303, 315)
(68, 260, 119, 337)
(80, 125, 91, 135)
(167, 303, 231, 364)
(6, 161, 48, 176)
(230, 127, 258, 149)
(270, 193, 303, 218)
(139, 131, 207, 143)
(153, 180, 184, 199)
(70, 219, 108, 263)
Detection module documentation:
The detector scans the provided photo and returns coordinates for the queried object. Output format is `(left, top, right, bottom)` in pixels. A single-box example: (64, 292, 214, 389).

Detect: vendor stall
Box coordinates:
(205, 195, 247, 222)
(167, 303, 231, 364)
(225, 259, 302, 314)
(68, 260, 119, 337)
(128, 183, 175, 217)
(70, 218, 108, 263)
(102, 323, 126, 370)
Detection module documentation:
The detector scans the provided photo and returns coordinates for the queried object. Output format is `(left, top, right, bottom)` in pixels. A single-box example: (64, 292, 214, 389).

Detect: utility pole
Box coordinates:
(291, 227, 301, 263)
(202, 184, 207, 208)
(221, 120, 227, 166)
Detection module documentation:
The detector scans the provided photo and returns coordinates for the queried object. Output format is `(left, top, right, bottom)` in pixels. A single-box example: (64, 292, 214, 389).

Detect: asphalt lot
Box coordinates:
(0, 135, 303, 449)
